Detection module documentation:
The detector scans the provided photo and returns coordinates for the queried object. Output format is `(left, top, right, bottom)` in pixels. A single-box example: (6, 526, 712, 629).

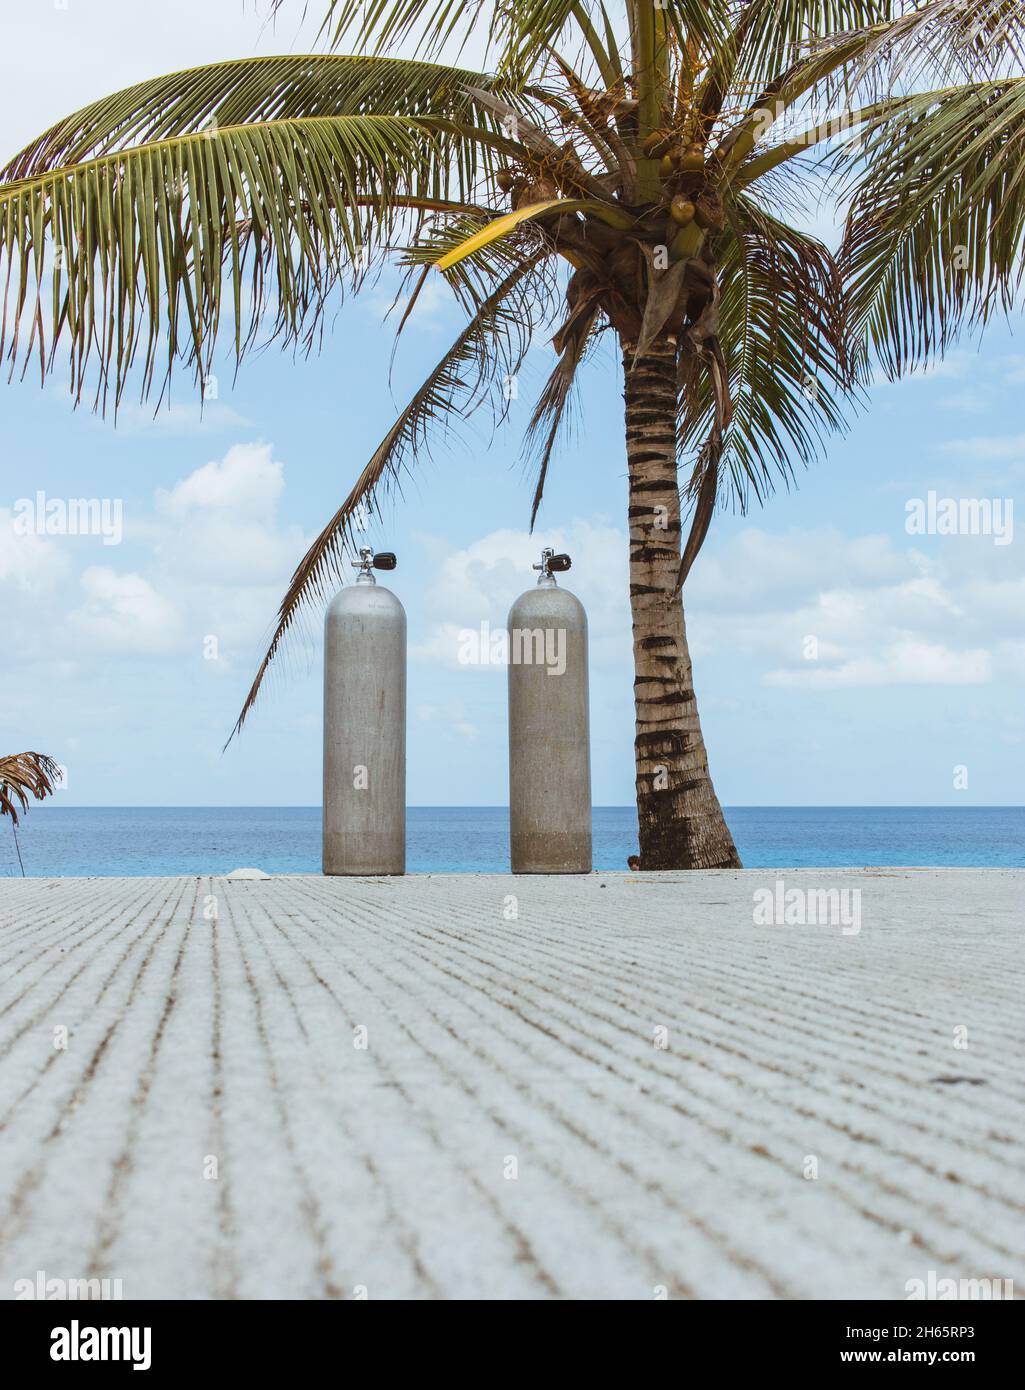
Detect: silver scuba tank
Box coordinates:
(323, 546, 406, 875)
(507, 548, 592, 873)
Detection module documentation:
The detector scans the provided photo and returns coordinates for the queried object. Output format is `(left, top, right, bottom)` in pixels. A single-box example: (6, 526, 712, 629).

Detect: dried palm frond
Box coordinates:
(0, 752, 61, 825)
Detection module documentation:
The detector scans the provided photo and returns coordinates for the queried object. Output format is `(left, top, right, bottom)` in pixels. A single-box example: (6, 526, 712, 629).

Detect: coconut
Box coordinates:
(670, 195, 696, 225)
(496, 169, 517, 193)
(677, 145, 705, 173)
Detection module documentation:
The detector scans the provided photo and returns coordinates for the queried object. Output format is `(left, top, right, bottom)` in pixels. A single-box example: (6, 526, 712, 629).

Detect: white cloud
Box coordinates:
(72, 567, 182, 654)
(146, 445, 311, 633)
(158, 441, 283, 522)
(1, 443, 310, 674)
(0, 508, 74, 670)
(687, 526, 1024, 689)
(0, 508, 71, 592)
(147, 444, 310, 660)
(765, 640, 992, 689)
(938, 388, 992, 415)
(688, 528, 909, 612)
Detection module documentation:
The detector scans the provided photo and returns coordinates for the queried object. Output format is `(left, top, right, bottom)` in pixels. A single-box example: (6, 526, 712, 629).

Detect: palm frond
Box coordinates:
(681, 193, 862, 513)
(304, 1, 730, 81)
(0, 752, 61, 825)
(297, 0, 496, 63)
(715, 1, 1025, 174)
(567, 2, 623, 90)
(696, 2, 891, 143)
(458, 83, 619, 198)
(524, 290, 605, 525)
(2, 53, 506, 180)
(836, 77, 1025, 375)
(716, 25, 889, 171)
(499, 1, 731, 82)
(0, 54, 509, 410)
(730, 2, 894, 88)
(398, 207, 546, 307)
(853, 0, 1025, 89)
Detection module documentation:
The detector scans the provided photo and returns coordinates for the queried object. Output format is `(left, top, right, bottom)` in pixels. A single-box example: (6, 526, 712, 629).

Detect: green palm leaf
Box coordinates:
(300, 0, 495, 62)
(682, 193, 862, 510)
(305, 1, 732, 78)
(524, 293, 605, 525)
(0, 54, 509, 408)
(695, 1, 892, 142)
(836, 77, 1025, 375)
(714, 1, 1025, 178)
(3, 53, 507, 180)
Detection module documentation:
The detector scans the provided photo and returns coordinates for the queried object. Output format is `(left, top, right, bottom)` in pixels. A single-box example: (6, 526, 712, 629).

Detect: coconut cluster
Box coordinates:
(637, 131, 722, 259)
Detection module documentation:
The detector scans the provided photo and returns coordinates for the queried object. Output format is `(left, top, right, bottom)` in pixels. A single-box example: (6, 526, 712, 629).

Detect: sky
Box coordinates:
(0, 0, 1023, 808)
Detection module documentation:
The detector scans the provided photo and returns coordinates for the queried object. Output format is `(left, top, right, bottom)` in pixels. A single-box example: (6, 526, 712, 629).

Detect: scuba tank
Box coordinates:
(323, 547, 406, 875)
(507, 548, 592, 873)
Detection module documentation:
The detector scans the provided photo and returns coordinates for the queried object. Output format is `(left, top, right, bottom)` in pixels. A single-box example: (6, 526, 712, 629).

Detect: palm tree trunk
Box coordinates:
(622, 336, 742, 869)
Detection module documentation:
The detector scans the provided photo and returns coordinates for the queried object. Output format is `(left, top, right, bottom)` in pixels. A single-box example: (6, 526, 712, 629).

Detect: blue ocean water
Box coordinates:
(1, 805, 1022, 877)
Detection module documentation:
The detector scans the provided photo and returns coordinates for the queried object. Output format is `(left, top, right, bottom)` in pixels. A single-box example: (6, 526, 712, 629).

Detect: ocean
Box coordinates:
(1, 805, 1022, 877)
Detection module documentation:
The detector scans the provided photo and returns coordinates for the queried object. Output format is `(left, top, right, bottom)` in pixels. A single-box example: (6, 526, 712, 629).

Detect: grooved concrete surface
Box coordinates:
(0, 869, 1022, 1300)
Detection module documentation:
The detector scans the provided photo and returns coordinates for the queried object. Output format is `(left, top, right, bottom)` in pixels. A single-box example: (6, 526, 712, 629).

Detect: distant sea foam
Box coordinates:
(2, 806, 1022, 876)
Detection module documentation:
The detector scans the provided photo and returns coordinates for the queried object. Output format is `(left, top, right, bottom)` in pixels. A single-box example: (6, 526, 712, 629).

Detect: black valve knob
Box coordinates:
(547, 552, 571, 573)
(372, 552, 397, 571)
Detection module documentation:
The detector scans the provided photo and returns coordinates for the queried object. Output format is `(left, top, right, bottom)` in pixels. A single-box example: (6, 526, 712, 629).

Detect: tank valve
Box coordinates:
(533, 547, 572, 583)
(352, 546, 398, 580)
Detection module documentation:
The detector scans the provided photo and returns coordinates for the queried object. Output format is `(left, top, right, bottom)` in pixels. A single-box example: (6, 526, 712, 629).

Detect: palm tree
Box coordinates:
(2, 4, 1023, 867)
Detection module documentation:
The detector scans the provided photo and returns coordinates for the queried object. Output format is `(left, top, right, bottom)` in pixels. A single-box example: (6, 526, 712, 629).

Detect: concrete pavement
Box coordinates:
(0, 869, 1021, 1299)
